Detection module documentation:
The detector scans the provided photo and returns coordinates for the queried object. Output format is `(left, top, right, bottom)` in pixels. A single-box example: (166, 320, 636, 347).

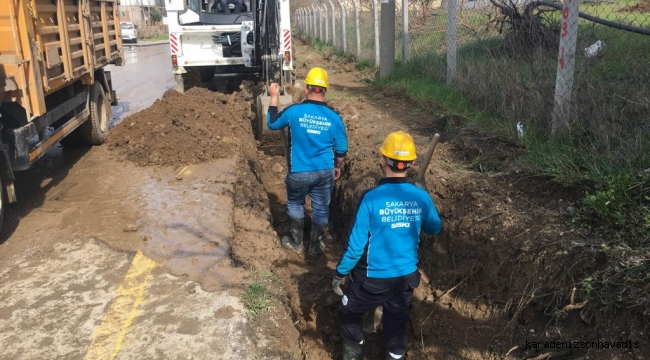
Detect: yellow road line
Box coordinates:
(84, 250, 157, 360)
(176, 166, 192, 177)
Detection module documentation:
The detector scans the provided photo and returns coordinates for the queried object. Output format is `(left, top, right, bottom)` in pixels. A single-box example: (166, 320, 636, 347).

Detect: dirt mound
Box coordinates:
(108, 85, 257, 167)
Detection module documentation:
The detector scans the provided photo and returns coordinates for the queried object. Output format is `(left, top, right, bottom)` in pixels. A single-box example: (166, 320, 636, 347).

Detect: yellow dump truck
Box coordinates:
(0, 0, 123, 230)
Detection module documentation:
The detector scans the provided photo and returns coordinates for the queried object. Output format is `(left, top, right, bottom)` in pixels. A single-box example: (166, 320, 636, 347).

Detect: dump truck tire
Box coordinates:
(80, 83, 110, 145)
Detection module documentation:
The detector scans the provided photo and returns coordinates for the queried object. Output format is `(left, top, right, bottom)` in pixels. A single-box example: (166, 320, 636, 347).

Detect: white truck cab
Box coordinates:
(164, 0, 293, 93)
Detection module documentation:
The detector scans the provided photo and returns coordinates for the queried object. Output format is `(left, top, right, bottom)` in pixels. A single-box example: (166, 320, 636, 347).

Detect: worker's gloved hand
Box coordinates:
(414, 180, 426, 191)
(332, 275, 345, 296)
(269, 82, 280, 97)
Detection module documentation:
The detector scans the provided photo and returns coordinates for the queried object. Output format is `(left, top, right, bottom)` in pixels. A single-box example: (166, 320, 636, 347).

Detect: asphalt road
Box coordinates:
(0, 44, 253, 360)
(107, 44, 176, 126)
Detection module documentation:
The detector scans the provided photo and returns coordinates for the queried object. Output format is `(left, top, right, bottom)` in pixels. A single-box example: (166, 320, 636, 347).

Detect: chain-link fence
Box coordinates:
(294, 0, 650, 148)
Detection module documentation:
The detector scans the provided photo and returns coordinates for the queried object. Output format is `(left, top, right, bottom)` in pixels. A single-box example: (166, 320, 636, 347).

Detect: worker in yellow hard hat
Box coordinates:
(267, 67, 348, 258)
(332, 131, 442, 360)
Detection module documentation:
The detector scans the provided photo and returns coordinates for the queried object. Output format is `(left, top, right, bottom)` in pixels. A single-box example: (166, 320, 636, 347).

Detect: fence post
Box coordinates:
(373, 0, 380, 66)
(380, 0, 395, 78)
(339, 0, 347, 53)
(311, 5, 318, 38)
(311, 5, 316, 37)
(314, 6, 318, 38)
(351, 0, 361, 59)
(402, 0, 408, 64)
(305, 7, 314, 37)
(298, 9, 303, 36)
(319, 5, 324, 40)
(445, 0, 458, 85)
(327, 0, 336, 48)
(323, 5, 329, 43)
(551, 0, 580, 135)
(308, 6, 312, 37)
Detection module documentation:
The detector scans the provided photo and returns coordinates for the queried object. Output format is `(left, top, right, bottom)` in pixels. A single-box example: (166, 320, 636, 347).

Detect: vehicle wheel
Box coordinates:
(80, 82, 110, 145)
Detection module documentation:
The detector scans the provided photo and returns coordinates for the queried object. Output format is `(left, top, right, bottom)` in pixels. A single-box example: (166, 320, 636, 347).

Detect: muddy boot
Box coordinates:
(281, 217, 304, 253)
(342, 337, 363, 360)
(307, 224, 325, 258)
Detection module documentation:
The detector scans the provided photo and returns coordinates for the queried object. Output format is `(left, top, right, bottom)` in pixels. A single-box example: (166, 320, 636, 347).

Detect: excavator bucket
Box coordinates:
(255, 92, 293, 156)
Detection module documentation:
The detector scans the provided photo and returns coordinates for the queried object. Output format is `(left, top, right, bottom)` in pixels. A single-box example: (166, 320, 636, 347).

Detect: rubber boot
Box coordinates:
(281, 217, 304, 253)
(386, 352, 404, 359)
(342, 337, 363, 360)
(307, 223, 325, 258)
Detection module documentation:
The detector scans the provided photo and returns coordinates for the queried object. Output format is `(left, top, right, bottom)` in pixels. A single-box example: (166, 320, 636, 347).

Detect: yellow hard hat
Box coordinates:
(305, 67, 329, 88)
(380, 131, 417, 162)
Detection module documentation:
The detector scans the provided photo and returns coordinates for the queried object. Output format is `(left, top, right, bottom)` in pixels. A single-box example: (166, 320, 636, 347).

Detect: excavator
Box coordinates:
(164, 0, 293, 154)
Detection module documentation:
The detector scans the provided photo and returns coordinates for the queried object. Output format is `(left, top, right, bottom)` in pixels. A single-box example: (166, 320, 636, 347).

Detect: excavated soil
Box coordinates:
(107, 40, 648, 359)
(108, 85, 257, 167)
(108, 82, 302, 357)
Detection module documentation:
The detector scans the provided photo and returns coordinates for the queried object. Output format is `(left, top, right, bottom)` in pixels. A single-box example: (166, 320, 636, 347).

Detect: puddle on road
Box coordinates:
(110, 102, 131, 128)
(138, 159, 242, 291)
(107, 44, 174, 127)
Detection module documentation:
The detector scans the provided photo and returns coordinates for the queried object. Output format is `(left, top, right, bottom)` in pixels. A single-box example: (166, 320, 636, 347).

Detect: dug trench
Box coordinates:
(107, 39, 648, 359)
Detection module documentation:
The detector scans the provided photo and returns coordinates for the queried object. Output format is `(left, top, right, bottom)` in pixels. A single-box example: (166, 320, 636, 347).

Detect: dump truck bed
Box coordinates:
(0, 0, 123, 119)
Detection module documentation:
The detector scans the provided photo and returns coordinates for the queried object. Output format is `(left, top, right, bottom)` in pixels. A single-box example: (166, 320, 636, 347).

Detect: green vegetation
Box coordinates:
(582, 173, 650, 231)
(147, 33, 169, 41)
(150, 8, 163, 23)
(243, 282, 271, 317)
(378, 61, 650, 233)
(306, 36, 349, 59)
(580, 245, 650, 315)
(242, 270, 279, 317)
(372, 7, 650, 234)
(576, 0, 650, 25)
(355, 59, 374, 70)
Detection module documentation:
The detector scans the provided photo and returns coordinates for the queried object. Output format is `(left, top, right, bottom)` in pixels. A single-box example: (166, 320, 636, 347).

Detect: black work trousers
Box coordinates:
(338, 269, 421, 357)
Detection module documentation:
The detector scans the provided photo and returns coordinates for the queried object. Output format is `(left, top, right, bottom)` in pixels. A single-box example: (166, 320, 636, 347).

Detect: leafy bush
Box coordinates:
(582, 172, 650, 231)
(150, 8, 163, 23)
